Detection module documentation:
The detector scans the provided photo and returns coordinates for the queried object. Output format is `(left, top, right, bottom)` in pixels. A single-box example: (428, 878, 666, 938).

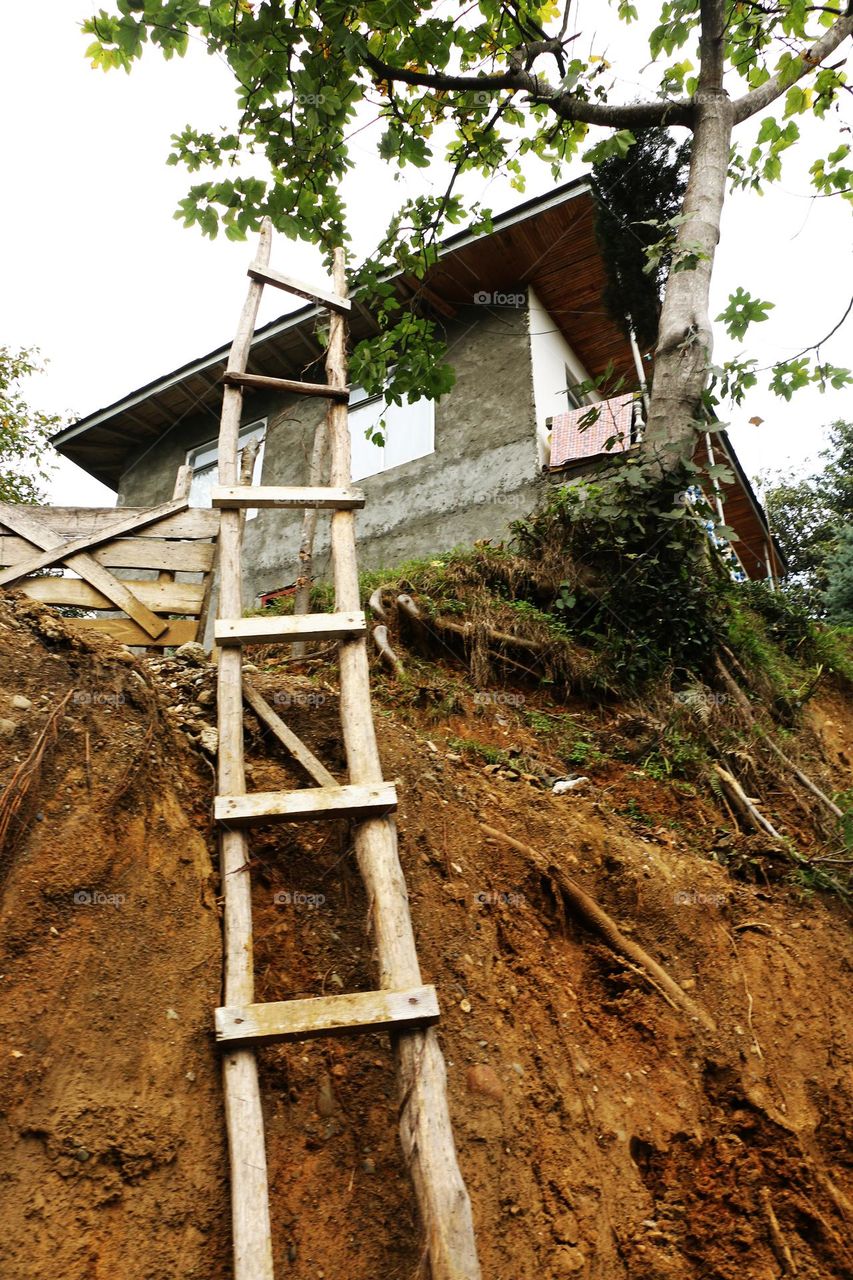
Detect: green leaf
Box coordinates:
(716, 288, 775, 341)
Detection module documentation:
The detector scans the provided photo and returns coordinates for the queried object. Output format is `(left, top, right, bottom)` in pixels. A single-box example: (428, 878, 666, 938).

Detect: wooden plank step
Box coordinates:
(223, 371, 350, 401)
(215, 781, 398, 827)
(247, 264, 351, 315)
(215, 610, 366, 646)
(215, 984, 439, 1045)
(211, 485, 365, 511)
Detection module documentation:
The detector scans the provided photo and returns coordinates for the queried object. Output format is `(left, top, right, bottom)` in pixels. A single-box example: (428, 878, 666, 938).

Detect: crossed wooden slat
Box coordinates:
(0, 498, 193, 640)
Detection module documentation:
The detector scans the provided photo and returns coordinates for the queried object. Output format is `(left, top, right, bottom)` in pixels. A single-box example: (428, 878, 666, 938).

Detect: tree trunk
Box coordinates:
(644, 0, 733, 470)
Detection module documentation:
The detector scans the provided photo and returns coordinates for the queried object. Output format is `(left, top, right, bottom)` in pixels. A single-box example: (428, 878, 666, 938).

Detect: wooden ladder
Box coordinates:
(213, 221, 481, 1280)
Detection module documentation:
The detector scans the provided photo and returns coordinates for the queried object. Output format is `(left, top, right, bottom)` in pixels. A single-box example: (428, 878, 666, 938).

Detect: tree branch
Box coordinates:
(361, 48, 693, 128)
(699, 0, 727, 91)
(732, 11, 853, 123)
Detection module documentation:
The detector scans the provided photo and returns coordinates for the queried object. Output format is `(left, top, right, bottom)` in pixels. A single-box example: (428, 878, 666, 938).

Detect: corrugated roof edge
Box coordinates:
(52, 176, 592, 452)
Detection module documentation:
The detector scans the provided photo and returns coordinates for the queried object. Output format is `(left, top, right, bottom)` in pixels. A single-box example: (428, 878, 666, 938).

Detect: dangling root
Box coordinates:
(480, 823, 717, 1033)
(373, 624, 405, 678)
(715, 657, 842, 820)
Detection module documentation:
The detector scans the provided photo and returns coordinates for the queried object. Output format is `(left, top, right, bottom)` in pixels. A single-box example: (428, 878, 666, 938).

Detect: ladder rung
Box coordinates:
(211, 485, 365, 510)
(215, 610, 366, 645)
(215, 781, 398, 827)
(223, 371, 349, 401)
(247, 264, 351, 315)
(216, 984, 439, 1045)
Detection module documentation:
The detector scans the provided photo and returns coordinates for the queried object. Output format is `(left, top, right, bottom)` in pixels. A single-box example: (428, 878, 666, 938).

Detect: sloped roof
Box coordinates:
(53, 177, 638, 489)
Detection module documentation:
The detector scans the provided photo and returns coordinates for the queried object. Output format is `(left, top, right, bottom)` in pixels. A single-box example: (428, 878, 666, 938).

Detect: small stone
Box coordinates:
(197, 689, 215, 706)
(10, 695, 32, 711)
(176, 641, 208, 665)
(0, 718, 16, 739)
(316, 1073, 337, 1118)
(552, 1210, 580, 1244)
(328, 972, 344, 990)
(10, 1049, 24, 1059)
(243, 663, 260, 674)
(72, 1147, 91, 1163)
(185, 1070, 196, 1083)
(166, 1008, 179, 1021)
(361, 1157, 376, 1174)
(552, 1246, 586, 1275)
(459, 998, 472, 1014)
(199, 726, 219, 756)
(49, 926, 59, 937)
(466, 1063, 503, 1101)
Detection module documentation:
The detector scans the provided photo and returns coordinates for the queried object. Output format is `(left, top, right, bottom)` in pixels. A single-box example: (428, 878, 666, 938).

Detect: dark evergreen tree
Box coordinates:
(591, 129, 691, 351)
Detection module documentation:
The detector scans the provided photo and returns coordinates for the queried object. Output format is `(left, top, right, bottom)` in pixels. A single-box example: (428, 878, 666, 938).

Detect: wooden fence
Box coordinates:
(0, 497, 219, 648)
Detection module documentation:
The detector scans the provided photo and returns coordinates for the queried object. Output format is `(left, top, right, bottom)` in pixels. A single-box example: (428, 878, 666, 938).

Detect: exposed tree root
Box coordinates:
(711, 764, 785, 842)
(373, 624, 405, 678)
(0, 688, 73, 869)
(758, 1187, 798, 1275)
(715, 657, 843, 819)
(479, 823, 717, 1033)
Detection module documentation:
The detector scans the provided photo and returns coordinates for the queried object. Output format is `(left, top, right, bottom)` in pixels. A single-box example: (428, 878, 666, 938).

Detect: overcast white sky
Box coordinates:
(1, 2, 851, 508)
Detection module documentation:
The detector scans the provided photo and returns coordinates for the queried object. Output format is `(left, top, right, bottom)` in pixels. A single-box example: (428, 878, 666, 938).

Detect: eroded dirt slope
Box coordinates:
(0, 599, 228, 1279)
(0, 596, 851, 1280)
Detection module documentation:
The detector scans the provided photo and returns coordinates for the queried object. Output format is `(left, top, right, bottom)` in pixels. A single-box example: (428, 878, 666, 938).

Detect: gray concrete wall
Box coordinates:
(117, 299, 543, 602)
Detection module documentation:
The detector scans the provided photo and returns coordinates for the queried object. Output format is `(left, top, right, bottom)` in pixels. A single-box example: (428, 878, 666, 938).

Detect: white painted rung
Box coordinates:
(215, 781, 398, 827)
(215, 984, 439, 1045)
(212, 485, 365, 510)
(215, 610, 365, 646)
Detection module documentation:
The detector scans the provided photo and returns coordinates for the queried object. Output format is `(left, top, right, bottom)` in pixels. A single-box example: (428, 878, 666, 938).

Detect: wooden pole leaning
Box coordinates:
(216, 219, 275, 1280)
(325, 249, 482, 1280)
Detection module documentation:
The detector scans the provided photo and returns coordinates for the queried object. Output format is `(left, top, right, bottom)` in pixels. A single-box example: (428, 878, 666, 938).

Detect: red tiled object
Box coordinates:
(549, 394, 635, 467)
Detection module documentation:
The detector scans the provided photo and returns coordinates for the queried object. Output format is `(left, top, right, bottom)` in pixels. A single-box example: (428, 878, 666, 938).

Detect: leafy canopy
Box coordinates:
(763, 419, 853, 610)
(82, 2, 853, 412)
(0, 348, 59, 504)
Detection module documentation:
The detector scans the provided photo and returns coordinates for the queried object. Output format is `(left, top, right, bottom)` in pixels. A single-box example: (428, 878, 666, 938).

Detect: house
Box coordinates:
(53, 178, 785, 603)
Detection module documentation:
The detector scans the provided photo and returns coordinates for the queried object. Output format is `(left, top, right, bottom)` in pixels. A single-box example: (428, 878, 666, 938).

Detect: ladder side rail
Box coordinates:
(216, 219, 276, 1280)
(324, 250, 482, 1280)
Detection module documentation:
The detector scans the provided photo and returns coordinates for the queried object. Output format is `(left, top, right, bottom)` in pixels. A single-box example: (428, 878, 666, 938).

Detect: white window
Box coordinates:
(348, 389, 434, 482)
(187, 420, 266, 517)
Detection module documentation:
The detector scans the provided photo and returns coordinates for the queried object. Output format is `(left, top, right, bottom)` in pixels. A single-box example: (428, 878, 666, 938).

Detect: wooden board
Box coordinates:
(211, 485, 365, 510)
(0, 497, 195, 584)
(215, 611, 366, 646)
(0, 504, 168, 639)
(215, 781, 398, 827)
(67, 617, 198, 647)
(0, 507, 220, 541)
(223, 371, 350, 401)
(246, 264, 351, 315)
(19, 576, 206, 614)
(216, 219, 276, 1280)
(215, 985, 439, 1045)
(0, 535, 215, 573)
(242, 681, 337, 788)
